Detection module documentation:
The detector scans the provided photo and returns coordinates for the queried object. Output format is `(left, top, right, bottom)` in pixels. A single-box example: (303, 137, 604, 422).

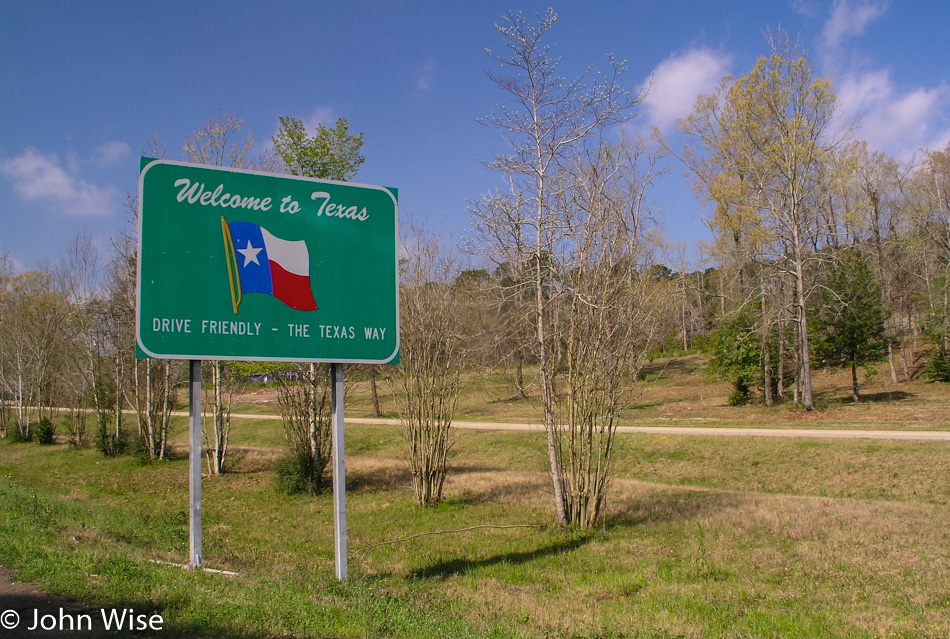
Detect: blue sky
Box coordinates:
(2, 1, 948, 273)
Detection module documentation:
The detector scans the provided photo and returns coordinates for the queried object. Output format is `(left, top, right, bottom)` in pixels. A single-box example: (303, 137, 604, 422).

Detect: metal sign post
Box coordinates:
(188, 360, 202, 568)
(330, 363, 347, 580)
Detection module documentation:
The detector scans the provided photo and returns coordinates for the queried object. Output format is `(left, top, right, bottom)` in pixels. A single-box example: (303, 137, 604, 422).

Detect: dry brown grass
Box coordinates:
(407, 474, 950, 637)
(436, 473, 950, 637)
(338, 352, 950, 432)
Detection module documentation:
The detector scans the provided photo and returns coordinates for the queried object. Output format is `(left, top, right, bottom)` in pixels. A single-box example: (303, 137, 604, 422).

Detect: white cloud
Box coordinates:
(304, 106, 336, 132)
(822, 0, 889, 50)
(0, 147, 117, 216)
(640, 49, 732, 133)
(90, 140, 130, 166)
(814, 1, 948, 159)
(836, 70, 950, 160)
(790, 0, 822, 18)
(835, 69, 891, 121)
(416, 60, 435, 91)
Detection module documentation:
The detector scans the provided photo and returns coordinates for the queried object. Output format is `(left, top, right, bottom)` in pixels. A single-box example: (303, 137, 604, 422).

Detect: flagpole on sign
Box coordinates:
(221, 218, 240, 314)
(189, 360, 202, 568)
(330, 362, 347, 580)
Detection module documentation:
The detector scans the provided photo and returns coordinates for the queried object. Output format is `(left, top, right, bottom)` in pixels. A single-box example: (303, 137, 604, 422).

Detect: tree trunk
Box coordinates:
(761, 276, 773, 407)
(794, 257, 814, 410)
(777, 316, 786, 400)
(899, 339, 911, 382)
(887, 342, 898, 385)
(793, 325, 801, 405)
(534, 210, 567, 525)
(369, 367, 381, 418)
(538, 275, 568, 527)
(681, 276, 689, 352)
(515, 361, 527, 399)
(851, 359, 860, 403)
(113, 355, 122, 445)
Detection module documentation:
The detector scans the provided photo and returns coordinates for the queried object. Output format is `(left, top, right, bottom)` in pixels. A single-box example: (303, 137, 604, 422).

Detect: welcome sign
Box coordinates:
(136, 159, 399, 364)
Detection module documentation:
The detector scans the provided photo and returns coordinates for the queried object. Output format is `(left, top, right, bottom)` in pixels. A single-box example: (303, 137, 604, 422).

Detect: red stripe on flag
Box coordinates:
(269, 260, 317, 311)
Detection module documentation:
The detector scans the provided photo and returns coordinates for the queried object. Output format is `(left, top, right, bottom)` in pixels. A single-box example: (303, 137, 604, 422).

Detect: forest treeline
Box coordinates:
(2, 13, 948, 528)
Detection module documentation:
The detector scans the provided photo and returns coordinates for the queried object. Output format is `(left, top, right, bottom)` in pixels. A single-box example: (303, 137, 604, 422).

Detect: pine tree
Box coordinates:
(811, 249, 888, 402)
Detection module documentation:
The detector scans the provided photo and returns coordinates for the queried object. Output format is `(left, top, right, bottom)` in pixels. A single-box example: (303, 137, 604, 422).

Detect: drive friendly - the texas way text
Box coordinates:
(151, 318, 388, 341)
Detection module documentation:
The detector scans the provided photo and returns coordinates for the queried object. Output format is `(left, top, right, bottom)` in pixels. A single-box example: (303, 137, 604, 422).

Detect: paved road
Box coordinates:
(207, 413, 950, 442)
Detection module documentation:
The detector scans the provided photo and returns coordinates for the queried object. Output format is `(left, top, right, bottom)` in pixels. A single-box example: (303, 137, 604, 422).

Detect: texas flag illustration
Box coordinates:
(222, 219, 317, 312)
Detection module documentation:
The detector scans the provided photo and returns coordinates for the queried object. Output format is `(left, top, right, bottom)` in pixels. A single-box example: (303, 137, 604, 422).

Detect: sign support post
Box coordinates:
(188, 359, 202, 568)
(330, 362, 347, 580)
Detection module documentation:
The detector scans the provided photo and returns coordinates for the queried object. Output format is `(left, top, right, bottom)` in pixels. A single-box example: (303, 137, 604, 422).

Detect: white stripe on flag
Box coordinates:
(261, 228, 310, 277)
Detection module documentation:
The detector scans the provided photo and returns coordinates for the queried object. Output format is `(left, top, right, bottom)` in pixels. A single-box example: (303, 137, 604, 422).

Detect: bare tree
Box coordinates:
(551, 140, 667, 526)
(202, 362, 245, 475)
(392, 229, 464, 506)
(182, 111, 261, 470)
(130, 357, 179, 460)
(182, 108, 277, 171)
(0, 268, 71, 439)
(473, 8, 641, 525)
(55, 233, 105, 446)
(274, 363, 334, 495)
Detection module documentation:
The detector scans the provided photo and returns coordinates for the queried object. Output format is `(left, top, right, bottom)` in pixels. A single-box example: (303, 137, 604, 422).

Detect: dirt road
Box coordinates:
(206, 413, 950, 441)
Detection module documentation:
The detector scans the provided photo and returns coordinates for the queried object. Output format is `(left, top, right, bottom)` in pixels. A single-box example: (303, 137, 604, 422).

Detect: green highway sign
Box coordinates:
(136, 159, 399, 364)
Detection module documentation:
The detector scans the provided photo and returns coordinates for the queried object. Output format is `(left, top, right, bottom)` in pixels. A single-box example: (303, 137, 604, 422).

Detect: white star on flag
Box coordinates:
(237, 240, 262, 267)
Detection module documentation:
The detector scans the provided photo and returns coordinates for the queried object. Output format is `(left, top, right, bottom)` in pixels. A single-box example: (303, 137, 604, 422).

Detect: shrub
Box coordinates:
(65, 405, 89, 447)
(923, 347, 950, 382)
(727, 381, 751, 406)
(274, 450, 327, 496)
(95, 422, 129, 457)
(34, 418, 56, 445)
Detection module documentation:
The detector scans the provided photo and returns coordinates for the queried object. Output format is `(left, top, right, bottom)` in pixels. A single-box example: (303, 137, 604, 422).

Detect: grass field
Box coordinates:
(338, 355, 950, 431)
(1, 355, 949, 638)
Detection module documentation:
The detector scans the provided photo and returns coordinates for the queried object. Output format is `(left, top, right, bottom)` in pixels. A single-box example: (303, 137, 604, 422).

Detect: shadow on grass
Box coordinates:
(639, 355, 705, 379)
(856, 390, 916, 403)
(449, 476, 547, 506)
(488, 393, 534, 405)
(347, 465, 412, 493)
(408, 535, 591, 580)
(609, 488, 748, 528)
(811, 389, 916, 405)
(448, 464, 509, 475)
(626, 401, 666, 411)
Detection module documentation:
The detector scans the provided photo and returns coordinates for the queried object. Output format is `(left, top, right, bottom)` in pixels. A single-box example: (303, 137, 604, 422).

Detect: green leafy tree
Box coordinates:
(679, 29, 840, 410)
(810, 249, 888, 402)
(272, 116, 364, 181)
(709, 303, 765, 406)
